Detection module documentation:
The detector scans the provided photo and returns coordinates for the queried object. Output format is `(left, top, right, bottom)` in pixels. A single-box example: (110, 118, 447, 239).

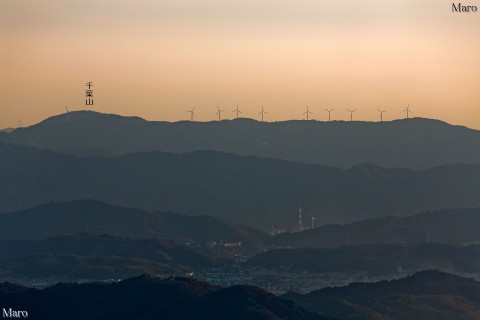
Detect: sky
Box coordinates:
(1, 0, 479, 129)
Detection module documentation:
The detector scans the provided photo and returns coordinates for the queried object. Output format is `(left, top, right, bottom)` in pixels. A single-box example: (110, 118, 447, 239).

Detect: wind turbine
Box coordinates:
(403, 104, 412, 119)
(304, 106, 312, 120)
(216, 106, 225, 121)
(347, 109, 356, 121)
(259, 106, 267, 122)
(233, 105, 241, 119)
(324, 109, 334, 122)
(65, 106, 70, 123)
(17, 119, 22, 128)
(377, 109, 387, 122)
(187, 107, 196, 121)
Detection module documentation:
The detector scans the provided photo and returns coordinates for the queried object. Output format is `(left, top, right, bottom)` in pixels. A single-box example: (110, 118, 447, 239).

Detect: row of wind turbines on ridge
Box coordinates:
(56, 105, 412, 126)
(187, 105, 414, 122)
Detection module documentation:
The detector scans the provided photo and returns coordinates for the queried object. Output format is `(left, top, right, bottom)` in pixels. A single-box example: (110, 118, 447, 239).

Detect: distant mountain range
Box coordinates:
(283, 270, 480, 320)
(0, 234, 218, 280)
(0, 275, 329, 320)
(0, 200, 267, 244)
(2, 111, 480, 169)
(247, 243, 480, 276)
(271, 208, 480, 248)
(2, 143, 480, 228)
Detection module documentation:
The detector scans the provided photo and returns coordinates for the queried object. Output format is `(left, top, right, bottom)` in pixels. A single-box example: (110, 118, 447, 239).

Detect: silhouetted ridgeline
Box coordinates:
(283, 270, 480, 320)
(271, 208, 480, 248)
(0, 200, 267, 243)
(3, 111, 480, 169)
(2, 143, 480, 228)
(0, 234, 218, 279)
(0, 275, 329, 320)
(247, 243, 480, 275)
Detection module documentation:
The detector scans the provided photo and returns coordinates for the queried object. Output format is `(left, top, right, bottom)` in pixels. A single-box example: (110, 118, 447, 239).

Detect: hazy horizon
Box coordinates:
(1, 0, 479, 129)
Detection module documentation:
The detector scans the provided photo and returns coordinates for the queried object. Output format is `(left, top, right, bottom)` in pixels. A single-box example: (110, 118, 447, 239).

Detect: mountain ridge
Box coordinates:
(247, 242, 480, 276)
(0, 233, 220, 279)
(271, 207, 480, 247)
(2, 143, 480, 228)
(3, 111, 480, 169)
(0, 274, 329, 320)
(283, 270, 480, 320)
(0, 199, 268, 243)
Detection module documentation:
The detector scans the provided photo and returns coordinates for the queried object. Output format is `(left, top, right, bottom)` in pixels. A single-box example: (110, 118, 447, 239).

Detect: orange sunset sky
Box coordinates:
(1, 0, 479, 129)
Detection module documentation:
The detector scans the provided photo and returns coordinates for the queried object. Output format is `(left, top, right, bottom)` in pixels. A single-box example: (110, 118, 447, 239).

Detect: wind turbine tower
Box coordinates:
(216, 106, 225, 121)
(259, 106, 267, 122)
(325, 109, 334, 122)
(403, 105, 412, 119)
(65, 107, 70, 123)
(187, 107, 196, 121)
(347, 109, 356, 121)
(233, 105, 242, 119)
(377, 109, 387, 122)
(304, 106, 312, 120)
(17, 119, 22, 128)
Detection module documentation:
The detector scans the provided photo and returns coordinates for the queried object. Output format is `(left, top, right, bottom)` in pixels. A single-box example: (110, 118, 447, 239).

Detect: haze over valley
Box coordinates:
(1, 111, 480, 319)
(3, 0, 480, 317)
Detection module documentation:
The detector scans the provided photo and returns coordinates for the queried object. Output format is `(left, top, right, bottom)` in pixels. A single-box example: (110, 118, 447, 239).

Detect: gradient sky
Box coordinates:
(1, 0, 479, 129)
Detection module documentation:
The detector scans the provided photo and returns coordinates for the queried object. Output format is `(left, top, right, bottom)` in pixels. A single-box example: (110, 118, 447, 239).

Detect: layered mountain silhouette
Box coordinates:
(283, 270, 480, 320)
(3, 111, 480, 169)
(271, 208, 480, 248)
(247, 243, 480, 276)
(0, 200, 267, 243)
(0, 234, 218, 280)
(0, 275, 329, 320)
(2, 143, 480, 228)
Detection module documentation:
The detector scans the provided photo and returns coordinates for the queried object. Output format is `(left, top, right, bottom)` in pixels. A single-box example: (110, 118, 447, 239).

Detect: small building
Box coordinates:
(224, 241, 242, 248)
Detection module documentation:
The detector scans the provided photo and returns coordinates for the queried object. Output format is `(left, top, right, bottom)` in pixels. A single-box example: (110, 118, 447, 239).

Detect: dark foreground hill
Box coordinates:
(2, 143, 480, 228)
(272, 208, 480, 248)
(0, 234, 218, 280)
(3, 111, 480, 169)
(247, 243, 480, 276)
(0, 275, 329, 320)
(283, 270, 480, 320)
(0, 200, 267, 244)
